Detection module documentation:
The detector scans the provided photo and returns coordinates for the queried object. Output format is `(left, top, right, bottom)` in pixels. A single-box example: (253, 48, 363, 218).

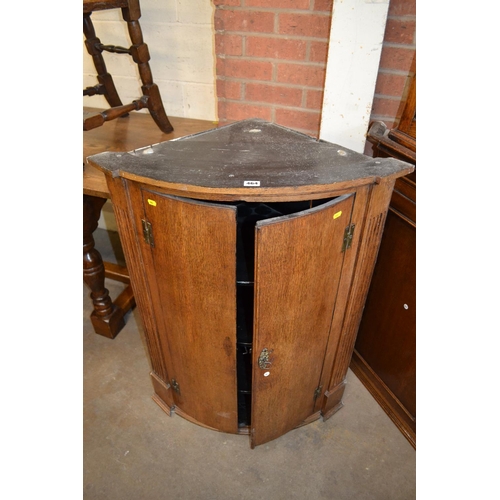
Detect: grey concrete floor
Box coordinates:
(83, 229, 416, 500)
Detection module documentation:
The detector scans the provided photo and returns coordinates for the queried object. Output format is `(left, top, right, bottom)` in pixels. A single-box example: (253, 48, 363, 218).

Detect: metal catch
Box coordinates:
(258, 348, 273, 370)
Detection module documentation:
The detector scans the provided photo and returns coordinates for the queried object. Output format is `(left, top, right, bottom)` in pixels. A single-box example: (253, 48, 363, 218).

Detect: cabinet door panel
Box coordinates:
(251, 194, 355, 447)
(141, 191, 238, 433)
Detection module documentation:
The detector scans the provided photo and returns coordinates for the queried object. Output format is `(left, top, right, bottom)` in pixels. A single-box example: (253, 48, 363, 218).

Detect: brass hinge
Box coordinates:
(142, 219, 154, 247)
(342, 223, 356, 252)
(171, 378, 180, 395)
(313, 385, 323, 401)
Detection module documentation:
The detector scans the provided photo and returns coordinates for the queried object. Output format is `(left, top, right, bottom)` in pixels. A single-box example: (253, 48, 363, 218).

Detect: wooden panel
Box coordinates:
(140, 191, 239, 434)
(357, 65, 416, 445)
(353, 209, 416, 422)
(250, 195, 355, 447)
(328, 181, 395, 388)
(316, 185, 372, 417)
(390, 189, 416, 224)
(394, 176, 416, 205)
(396, 56, 416, 140)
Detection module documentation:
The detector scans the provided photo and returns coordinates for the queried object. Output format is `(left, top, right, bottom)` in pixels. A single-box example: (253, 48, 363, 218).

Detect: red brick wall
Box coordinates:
(214, 0, 415, 147)
(367, 0, 416, 153)
(214, 0, 333, 138)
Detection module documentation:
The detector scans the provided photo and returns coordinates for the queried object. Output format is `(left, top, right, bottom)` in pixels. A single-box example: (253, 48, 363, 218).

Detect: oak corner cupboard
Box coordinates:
(87, 119, 414, 448)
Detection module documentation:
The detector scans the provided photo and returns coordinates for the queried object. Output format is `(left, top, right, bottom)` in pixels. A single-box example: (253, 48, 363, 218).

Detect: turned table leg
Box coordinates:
(83, 195, 126, 339)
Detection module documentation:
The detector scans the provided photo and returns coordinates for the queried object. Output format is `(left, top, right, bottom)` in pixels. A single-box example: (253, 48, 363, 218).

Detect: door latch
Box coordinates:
(258, 348, 273, 370)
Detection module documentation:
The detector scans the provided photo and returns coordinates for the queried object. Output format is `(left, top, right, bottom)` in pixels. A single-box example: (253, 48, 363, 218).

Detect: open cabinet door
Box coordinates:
(251, 194, 355, 447)
(140, 190, 239, 434)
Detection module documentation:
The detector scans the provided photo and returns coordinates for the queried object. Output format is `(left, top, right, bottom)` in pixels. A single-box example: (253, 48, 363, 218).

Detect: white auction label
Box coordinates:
(244, 180, 260, 187)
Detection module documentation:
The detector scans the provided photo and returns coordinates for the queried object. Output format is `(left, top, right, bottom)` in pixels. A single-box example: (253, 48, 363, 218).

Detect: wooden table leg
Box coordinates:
(83, 194, 126, 339)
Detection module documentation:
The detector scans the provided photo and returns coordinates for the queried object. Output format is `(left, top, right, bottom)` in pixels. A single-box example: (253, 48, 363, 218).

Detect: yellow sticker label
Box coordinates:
(148, 199, 157, 207)
(333, 211, 342, 219)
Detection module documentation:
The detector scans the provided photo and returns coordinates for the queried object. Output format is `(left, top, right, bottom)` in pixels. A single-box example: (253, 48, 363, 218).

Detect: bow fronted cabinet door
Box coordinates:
(250, 194, 355, 447)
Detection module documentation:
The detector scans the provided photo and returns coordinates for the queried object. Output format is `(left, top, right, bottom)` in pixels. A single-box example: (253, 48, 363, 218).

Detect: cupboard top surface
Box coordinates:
(88, 119, 414, 200)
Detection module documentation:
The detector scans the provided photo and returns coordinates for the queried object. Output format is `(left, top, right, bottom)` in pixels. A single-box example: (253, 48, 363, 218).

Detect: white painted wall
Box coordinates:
(83, 0, 217, 121)
(85, 1, 218, 231)
(319, 0, 390, 153)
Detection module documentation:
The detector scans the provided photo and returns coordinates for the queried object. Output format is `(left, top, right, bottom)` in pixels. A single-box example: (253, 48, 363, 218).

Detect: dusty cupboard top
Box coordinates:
(88, 118, 414, 201)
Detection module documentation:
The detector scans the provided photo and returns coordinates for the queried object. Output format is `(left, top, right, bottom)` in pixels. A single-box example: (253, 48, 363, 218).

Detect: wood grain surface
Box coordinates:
(251, 195, 354, 447)
(140, 190, 239, 434)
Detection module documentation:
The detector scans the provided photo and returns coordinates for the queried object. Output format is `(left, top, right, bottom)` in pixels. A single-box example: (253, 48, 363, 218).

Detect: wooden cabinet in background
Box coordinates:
(351, 64, 416, 448)
(88, 119, 413, 448)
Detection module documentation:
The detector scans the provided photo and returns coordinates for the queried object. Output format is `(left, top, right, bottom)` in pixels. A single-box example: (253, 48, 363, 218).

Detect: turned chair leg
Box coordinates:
(83, 13, 124, 109)
(83, 195, 126, 339)
(122, 5, 173, 133)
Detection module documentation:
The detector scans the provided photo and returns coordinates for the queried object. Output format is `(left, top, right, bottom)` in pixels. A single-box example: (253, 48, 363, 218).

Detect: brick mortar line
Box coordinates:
(218, 54, 327, 67)
(242, 35, 247, 57)
(373, 94, 402, 101)
(222, 98, 322, 113)
(387, 15, 416, 21)
(382, 42, 417, 50)
(214, 30, 329, 42)
(382, 42, 416, 50)
(377, 68, 414, 76)
(305, 40, 312, 60)
(216, 76, 325, 91)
